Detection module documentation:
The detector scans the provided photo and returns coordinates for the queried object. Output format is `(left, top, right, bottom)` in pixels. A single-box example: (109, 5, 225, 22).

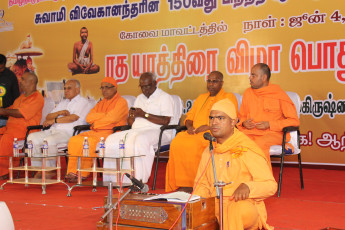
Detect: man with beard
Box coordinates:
(67, 27, 100, 75)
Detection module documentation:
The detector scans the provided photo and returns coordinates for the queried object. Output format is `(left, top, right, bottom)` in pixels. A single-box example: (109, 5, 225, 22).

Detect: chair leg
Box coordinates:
(277, 155, 285, 197)
(152, 152, 160, 190)
(298, 153, 304, 189)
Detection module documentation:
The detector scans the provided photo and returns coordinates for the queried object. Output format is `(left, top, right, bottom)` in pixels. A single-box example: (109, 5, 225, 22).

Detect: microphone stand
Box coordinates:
(101, 183, 134, 229)
(209, 140, 225, 230)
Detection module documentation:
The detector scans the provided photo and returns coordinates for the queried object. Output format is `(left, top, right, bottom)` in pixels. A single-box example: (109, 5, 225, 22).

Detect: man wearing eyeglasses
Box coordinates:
(194, 98, 277, 230)
(103, 72, 174, 184)
(28, 79, 92, 179)
(65, 77, 128, 182)
(166, 71, 238, 193)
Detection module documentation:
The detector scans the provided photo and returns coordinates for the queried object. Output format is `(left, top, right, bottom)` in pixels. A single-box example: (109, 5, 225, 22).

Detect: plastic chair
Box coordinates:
(269, 91, 304, 197)
(233, 92, 242, 111)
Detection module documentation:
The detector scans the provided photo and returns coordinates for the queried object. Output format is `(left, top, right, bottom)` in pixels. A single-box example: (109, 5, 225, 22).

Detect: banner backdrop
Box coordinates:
(1, 0, 345, 165)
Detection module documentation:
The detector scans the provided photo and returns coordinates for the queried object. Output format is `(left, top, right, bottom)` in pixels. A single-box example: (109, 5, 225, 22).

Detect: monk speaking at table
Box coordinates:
(194, 98, 277, 229)
(0, 72, 44, 180)
(165, 71, 238, 192)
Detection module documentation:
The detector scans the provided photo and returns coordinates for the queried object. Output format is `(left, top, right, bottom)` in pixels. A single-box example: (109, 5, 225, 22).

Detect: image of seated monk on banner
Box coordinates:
(67, 27, 100, 75)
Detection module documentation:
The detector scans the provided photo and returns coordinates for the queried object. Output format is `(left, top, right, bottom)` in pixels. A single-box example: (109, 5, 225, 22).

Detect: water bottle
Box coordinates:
(119, 139, 125, 157)
(27, 140, 33, 157)
(13, 138, 19, 157)
(83, 137, 89, 157)
(98, 137, 105, 157)
(42, 139, 48, 157)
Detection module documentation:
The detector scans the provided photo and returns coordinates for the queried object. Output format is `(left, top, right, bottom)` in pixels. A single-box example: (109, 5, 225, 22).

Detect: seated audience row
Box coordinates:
(0, 62, 299, 229)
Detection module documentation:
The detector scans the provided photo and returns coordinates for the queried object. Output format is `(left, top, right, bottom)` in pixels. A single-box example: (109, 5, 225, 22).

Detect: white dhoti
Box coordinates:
(103, 127, 171, 183)
(28, 129, 71, 167)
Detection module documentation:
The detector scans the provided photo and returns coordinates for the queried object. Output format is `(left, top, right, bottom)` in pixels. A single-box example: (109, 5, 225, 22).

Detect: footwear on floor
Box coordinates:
(0, 174, 9, 180)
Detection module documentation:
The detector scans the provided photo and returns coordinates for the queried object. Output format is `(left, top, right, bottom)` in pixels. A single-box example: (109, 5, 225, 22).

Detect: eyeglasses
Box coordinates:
(209, 116, 227, 122)
(100, 86, 115, 90)
(207, 80, 222, 84)
(64, 87, 73, 90)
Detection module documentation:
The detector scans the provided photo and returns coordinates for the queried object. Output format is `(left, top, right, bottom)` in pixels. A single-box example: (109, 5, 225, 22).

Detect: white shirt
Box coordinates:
(132, 88, 174, 130)
(50, 94, 92, 136)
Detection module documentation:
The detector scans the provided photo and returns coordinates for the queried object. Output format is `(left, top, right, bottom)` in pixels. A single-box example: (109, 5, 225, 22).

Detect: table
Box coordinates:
(0, 154, 70, 194)
(67, 155, 142, 196)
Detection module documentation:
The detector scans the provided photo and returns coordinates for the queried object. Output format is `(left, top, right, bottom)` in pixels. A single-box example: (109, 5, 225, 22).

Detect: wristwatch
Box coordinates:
(144, 113, 149, 118)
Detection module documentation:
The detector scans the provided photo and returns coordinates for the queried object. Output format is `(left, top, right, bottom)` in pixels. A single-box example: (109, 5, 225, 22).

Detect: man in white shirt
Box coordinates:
(103, 72, 174, 184)
(28, 79, 92, 178)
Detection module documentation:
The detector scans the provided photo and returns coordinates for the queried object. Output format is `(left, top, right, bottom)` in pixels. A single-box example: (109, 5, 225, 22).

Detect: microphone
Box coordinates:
(125, 173, 149, 193)
(203, 132, 216, 142)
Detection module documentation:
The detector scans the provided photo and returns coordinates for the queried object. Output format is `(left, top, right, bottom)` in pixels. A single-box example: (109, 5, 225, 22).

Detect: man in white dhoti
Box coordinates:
(103, 72, 174, 183)
(28, 79, 92, 178)
(67, 27, 100, 75)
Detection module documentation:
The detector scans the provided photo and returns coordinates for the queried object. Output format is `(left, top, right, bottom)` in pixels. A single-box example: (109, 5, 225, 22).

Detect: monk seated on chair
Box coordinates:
(237, 63, 300, 168)
(194, 98, 277, 229)
(165, 71, 238, 193)
(0, 72, 44, 180)
(65, 77, 128, 183)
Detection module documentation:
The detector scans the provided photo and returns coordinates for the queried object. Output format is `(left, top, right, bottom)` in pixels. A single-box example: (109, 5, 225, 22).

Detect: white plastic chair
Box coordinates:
(122, 95, 136, 109)
(270, 91, 304, 197)
(233, 92, 242, 111)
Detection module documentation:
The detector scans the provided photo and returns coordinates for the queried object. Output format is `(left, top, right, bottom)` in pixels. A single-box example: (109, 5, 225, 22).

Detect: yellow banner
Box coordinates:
(1, 0, 345, 165)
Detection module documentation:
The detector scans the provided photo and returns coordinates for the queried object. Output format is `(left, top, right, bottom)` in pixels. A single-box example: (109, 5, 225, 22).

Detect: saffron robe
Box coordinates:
(165, 89, 238, 192)
(194, 129, 277, 230)
(238, 84, 300, 163)
(66, 93, 128, 177)
(0, 91, 44, 176)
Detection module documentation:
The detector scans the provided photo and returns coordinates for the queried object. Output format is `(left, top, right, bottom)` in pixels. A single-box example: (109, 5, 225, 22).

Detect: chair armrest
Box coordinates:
(283, 126, 299, 133)
(112, 125, 131, 133)
(176, 125, 187, 133)
(27, 125, 44, 131)
(73, 125, 91, 136)
(160, 124, 180, 131)
(282, 126, 300, 152)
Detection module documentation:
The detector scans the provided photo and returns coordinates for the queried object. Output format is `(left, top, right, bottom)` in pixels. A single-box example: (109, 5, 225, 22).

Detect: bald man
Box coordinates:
(28, 79, 92, 179)
(0, 72, 44, 179)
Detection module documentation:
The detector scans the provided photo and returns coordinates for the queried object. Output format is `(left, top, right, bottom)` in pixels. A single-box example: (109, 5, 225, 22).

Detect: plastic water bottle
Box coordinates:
(98, 137, 105, 157)
(119, 139, 125, 157)
(42, 139, 48, 157)
(27, 140, 33, 157)
(83, 137, 89, 157)
(13, 138, 19, 157)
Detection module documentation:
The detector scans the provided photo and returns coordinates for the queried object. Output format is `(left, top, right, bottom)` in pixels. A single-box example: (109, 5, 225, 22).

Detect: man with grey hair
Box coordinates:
(28, 79, 92, 178)
(103, 72, 174, 184)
